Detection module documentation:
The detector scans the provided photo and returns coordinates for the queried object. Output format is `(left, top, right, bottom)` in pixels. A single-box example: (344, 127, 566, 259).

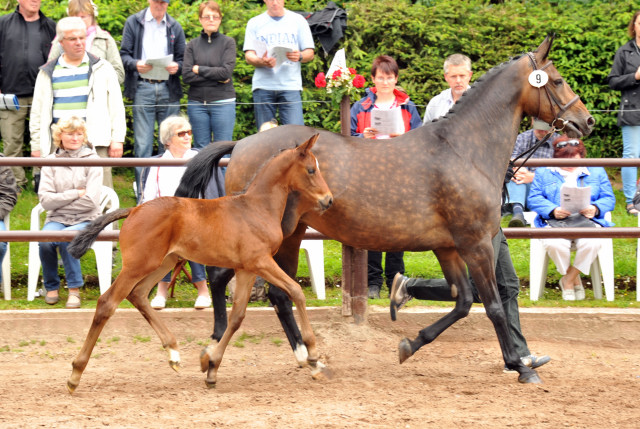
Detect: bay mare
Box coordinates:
(66, 135, 333, 391)
(177, 36, 594, 384)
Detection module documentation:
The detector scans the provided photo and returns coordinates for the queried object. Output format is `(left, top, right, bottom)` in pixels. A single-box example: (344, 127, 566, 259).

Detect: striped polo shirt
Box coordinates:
(51, 53, 90, 123)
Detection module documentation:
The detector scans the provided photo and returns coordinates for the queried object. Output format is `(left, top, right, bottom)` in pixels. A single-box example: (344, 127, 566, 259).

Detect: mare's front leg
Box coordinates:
(398, 248, 475, 363)
(200, 269, 255, 388)
(463, 233, 541, 384)
(205, 266, 235, 341)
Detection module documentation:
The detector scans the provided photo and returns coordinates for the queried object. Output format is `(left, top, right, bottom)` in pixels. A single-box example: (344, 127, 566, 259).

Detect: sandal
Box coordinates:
(44, 292, 59, 305)
(66, 291, 81, 309)
(626, 204, 639, 216)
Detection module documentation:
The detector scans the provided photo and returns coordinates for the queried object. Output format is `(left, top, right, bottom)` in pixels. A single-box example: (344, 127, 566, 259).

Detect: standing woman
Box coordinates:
(183, 1, 236, 148)
(39, 116, 103, 308)
(350, 55, 422, 299)
(608, 11, 640, 215)
(48, 0, 124, 85)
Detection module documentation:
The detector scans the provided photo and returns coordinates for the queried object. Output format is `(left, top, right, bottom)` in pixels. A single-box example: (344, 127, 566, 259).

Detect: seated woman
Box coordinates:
(39, 116, 103, 308)
(143, 115, 212, 310)
(527, 136, 616, 301)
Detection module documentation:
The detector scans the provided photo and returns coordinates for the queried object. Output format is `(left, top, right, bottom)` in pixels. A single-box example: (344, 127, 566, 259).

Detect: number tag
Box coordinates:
(528, 70, 548, 88)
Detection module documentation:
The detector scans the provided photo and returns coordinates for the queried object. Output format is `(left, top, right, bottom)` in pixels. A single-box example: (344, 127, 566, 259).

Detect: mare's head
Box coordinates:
(285, 134, 333, 213)
(521, 35, 595, 138)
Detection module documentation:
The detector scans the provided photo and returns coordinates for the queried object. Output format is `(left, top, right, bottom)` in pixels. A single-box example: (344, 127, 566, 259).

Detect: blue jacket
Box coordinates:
(119, 8, 185, 101)
(527, 166, 616, 227)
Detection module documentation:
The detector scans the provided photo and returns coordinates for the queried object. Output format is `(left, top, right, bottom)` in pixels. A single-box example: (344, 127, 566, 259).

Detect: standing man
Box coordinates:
(243, 0, 314, 130)
(0, 0, 56, 191)
(423, 54, 472, 124)
(120, 0, 185, 198)
(30, 17, 125, 187)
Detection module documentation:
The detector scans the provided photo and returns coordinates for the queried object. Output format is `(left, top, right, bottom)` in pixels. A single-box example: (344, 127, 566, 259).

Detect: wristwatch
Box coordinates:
(299, 52, 303, 62)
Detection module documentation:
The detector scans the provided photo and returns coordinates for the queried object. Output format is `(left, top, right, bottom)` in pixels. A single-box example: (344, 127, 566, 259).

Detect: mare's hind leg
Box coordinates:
(200, 269, 255, 388)
(399, 248, 475, 363)
(68, 272, 141, 393)
(205, 266, 235, 342)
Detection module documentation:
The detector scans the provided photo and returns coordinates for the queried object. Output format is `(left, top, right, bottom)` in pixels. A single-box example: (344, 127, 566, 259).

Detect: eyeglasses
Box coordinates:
(556, 139, 581, 149)
(200, 15, 221, 21)
(176, 130, 192, 137)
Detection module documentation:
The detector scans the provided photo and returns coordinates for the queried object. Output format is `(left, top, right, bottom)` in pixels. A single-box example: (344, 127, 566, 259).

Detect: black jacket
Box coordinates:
(0, 155, 17, 219)
(0, 6, 56, 96)
(608, 39, 640, 126)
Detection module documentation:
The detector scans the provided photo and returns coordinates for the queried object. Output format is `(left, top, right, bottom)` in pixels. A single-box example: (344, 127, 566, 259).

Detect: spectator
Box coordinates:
(243, 0, 314, 131)
(144, 116, 212, 310)
(48, 0, 125, 85)
(390, 53, 550, 371)
(120, 0, 185, 199)
(350, 55, 422, 298)
(504, 117, 560, 227)
(0, 156, 18, 286)
(0, 0, 56, 191)
(30, 17, 125, 189)
(527, 136, 615, 301)
(38, 116, 102, 309)
(183, 1, 236, 149)
(423, 54, 472, 124)
(607, 10, 640, 216)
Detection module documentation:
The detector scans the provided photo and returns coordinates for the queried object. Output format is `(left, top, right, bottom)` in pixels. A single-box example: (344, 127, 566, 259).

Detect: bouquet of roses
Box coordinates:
(315, 67, 366, 105)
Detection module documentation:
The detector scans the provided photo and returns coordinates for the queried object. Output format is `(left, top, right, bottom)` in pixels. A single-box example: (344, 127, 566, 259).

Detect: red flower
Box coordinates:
(352, 74, 365, 88)
(314, 72, 326, 88)
(331, 69, 343, 80)
(348, 67, 357, 75)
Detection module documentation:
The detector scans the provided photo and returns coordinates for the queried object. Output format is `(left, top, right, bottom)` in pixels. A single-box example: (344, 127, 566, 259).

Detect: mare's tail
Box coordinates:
(175, 141, 237, 199)
(68, 208, 133, 258)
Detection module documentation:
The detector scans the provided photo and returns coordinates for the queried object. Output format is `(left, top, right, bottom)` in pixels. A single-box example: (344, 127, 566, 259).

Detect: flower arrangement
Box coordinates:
(315, 67, 366, 104)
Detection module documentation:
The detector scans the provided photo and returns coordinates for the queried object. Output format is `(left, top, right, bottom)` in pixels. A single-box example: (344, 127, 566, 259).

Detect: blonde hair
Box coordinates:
(51, 116, 89, 149)
(67, 0, 98, 20)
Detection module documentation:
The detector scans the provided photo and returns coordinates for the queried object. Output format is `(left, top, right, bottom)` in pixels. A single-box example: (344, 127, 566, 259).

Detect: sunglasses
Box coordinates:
(176, 130, 192, 137)
(556, 139, 580, 149)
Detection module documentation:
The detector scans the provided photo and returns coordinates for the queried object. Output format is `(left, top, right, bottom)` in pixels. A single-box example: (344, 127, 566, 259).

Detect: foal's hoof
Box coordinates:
(204, 378, 217, 389)
(169, 360, 181, 372)
(310, 364, 334, 381)
(199, 345, 214, 373)
(66, 379, 78, 394)
(398, 338, 413, 364)
(518, 369, 543, 384)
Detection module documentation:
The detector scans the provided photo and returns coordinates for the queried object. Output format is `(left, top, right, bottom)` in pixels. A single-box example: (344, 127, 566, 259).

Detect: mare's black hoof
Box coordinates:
(398, 338, 413, 364)
(518, 370, 542, 384)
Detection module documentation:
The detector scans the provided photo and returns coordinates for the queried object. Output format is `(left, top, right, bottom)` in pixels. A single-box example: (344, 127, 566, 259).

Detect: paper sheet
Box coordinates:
(326, 48, 346, 78)
(371, 107, 404, 136)
(269, 46, 294, 70)
(560, 184, 591, 214)
(140, 54, 173, 81)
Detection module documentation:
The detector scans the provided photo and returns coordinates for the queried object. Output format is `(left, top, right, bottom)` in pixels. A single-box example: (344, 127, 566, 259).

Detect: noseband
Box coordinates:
(526, 52, 580, 130)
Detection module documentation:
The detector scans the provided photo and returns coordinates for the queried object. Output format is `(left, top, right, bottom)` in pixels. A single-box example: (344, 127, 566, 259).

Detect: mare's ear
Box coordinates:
(297, 133, 320, 155)
(536, 34, 555, 62)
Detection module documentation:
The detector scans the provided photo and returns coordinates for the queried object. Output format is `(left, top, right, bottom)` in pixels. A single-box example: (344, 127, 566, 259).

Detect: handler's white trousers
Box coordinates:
(541, 237, 603, 275)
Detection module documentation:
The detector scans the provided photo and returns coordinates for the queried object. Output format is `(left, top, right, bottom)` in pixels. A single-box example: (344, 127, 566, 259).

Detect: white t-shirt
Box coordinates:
(142, 149, 198, 202)
(243, 10, 314, 91)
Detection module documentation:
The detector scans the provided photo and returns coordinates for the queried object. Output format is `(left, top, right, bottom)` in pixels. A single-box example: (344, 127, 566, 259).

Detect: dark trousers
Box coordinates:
(404, 229, 530, 357)
(368, 251, 405, 290)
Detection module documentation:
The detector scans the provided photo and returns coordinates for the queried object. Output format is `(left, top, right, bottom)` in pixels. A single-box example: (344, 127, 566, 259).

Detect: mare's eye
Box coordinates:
(554, 79, 563, 85)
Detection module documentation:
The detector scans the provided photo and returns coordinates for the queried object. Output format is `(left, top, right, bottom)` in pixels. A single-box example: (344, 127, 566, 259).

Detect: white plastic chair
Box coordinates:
(27, 186, 119, 301)
(300, 228, 325, 299)
(1, 214, 10, 300)
(525, 211, 614, 301)
(637, 215, 640, 302)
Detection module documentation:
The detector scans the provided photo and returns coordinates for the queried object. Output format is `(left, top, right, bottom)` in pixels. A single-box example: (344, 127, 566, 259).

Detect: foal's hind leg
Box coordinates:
(398, 248, 475, 363)
(205, 266, 235, 342)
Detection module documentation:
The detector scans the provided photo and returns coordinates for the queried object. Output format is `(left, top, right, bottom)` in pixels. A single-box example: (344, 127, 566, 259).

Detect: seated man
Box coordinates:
(504, 117, 560, 227)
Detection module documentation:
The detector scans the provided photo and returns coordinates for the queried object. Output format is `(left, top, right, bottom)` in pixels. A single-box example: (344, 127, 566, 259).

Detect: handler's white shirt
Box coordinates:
(142, 149, 198, 202)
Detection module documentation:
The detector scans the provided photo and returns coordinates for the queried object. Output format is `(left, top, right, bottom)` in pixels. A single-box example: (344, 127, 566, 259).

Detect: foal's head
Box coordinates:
(287, 134, 333, 212)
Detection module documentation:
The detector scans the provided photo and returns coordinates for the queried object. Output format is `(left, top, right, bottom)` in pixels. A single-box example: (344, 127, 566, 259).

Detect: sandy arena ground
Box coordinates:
(0, 305, 638, 428)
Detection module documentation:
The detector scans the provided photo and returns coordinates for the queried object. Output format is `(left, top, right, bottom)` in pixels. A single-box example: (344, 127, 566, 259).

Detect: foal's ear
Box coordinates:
(297, 133, 320, 155)
(536, 33, 555, 61)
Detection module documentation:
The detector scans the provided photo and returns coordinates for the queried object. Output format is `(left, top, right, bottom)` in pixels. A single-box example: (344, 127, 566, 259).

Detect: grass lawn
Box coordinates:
(0, 168, 638, 310)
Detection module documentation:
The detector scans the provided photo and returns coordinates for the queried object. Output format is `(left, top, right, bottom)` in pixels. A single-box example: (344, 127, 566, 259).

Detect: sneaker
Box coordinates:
(508, 212, 526, 228)
(521, 354, 551, 369)
(390, 273, 412, 321)
(559, 277, 575, 301)
(574, 279, 585, 301)
(150, 295, 166, 309)
(194, 294, 212, 309)
(368, 285, 381, 299)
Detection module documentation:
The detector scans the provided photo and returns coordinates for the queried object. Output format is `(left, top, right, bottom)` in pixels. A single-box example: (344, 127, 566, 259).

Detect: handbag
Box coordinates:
(546, 213, 597, 228)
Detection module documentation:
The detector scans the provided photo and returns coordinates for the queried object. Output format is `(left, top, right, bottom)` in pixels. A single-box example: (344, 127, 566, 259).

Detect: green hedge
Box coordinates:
(1, 0, 637, 157)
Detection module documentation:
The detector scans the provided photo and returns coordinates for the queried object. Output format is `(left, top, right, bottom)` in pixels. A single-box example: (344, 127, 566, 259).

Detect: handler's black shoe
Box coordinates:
(389, 273, 413, 321)
(368, 285, 381, 299)
(508, 212, 527, 227)
(503, 354, 551, 373)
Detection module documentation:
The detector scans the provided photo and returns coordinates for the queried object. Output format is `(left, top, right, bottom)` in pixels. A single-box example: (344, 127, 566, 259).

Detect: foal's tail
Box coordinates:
(175, 141, 237, 199)
(68, 208, 133, 259)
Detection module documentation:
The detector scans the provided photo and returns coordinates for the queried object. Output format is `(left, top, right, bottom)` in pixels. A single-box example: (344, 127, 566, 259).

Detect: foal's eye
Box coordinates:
(307, 167, 316, 175)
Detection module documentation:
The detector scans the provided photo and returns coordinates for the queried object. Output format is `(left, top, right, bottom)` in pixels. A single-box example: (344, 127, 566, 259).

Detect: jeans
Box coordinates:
(621, 125, 640, 204)
(368, 251, 405, 290)
(133, 81, 180, 198)
(505, 181, 532, 208)
(161, 260, 206, 283)
(252, 89, 304, 130)
(39, 221, 89, 291)
(0, 221, 6, 284)
(187, 100, 236, 149)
